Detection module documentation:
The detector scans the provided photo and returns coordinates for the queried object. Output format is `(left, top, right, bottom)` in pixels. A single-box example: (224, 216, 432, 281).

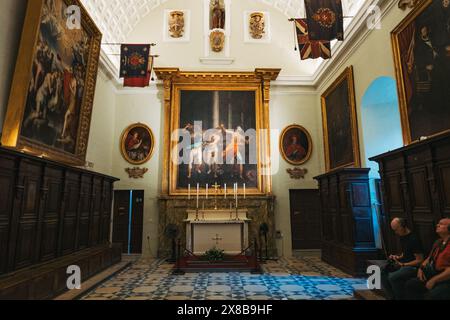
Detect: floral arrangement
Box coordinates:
(204, 247, 225, 262)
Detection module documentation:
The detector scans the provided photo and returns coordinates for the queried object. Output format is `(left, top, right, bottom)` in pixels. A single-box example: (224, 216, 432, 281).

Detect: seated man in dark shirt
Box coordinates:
(381, 218, 424, 300)
(405, 218, 450, 300)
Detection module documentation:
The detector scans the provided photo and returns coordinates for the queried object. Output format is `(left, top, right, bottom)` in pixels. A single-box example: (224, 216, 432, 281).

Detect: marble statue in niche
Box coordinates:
(210, 0, 225, 30)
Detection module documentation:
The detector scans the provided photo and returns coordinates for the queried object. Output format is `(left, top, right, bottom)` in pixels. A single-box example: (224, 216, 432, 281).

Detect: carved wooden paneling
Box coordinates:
(437, 163, 450, 216)
(78, 175, 93, 249)
(14, 161, 42, 269)
(90, 177, 103, 246)
(61, 172, 81, 255)
(0, 147, 118, 277)
(408, 168, 433, 214)
(371, 132, 450, 256)
(100, 180, 112, 244)
(39, 166, 63, 262)
(314, 168, 378, 276)
(0, 155, 16, 274)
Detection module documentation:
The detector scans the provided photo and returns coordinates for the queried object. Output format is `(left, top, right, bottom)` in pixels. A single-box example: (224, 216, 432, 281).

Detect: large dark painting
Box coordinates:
(175, 90, 258, 189)
(1, 0, 102, 165)
(321, 66, 361, 172)
(392, 0, 450, 143)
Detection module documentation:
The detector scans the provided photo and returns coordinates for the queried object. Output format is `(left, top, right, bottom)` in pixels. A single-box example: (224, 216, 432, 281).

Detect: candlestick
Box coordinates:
(196, 183, 199, 209)
(235, 183, 238, 209)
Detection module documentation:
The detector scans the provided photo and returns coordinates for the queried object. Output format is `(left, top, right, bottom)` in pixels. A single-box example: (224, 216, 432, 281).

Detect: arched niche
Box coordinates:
(360, 76, 403, 248)
(361, 76, 403, 179)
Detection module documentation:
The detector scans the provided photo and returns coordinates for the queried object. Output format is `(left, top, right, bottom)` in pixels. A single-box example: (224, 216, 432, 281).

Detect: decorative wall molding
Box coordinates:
(125, 167, 149, 179)
(287, 168, 308, 180)
(199, 57, 235, 65)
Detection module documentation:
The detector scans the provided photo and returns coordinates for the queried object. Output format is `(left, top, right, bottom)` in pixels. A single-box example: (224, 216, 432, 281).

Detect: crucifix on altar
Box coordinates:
(212, 182, 220, 210)
(212, 234, 223, 245)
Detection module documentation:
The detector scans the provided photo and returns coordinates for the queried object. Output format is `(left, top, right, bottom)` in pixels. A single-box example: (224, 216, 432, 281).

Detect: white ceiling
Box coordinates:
(80, 0, 366, 82)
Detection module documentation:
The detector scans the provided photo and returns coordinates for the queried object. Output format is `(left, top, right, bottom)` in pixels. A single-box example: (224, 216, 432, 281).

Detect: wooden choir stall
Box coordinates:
(0, 147, 121, 300)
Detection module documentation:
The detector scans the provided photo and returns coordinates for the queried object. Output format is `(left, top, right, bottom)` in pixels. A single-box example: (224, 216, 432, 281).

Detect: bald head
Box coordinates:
(391, 218, 408, 236)
(436, 218, 450, 237)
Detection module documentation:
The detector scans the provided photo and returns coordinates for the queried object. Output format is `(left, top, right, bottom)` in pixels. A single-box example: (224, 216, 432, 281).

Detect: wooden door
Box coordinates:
(130, 190, 144, 254)
(112, 190, 144, 254)
(112, 191, 130, 253)
(290, 189, 322, 249)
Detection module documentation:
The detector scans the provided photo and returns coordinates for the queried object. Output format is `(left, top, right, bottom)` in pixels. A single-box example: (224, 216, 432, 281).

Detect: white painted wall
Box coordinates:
(112, 89, 164, 257)
(270, 90, 324, 257)
(0, 0, 27, 134)
(85, 70, 117, 176)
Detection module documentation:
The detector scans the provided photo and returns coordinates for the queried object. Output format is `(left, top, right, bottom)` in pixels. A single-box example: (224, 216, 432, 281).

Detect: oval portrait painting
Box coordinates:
(120, 123, 155, 165)
(280, 125, 313, 165)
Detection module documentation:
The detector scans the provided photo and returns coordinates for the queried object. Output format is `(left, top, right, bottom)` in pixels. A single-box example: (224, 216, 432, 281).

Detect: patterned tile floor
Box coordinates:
(81, 254, 367, 300)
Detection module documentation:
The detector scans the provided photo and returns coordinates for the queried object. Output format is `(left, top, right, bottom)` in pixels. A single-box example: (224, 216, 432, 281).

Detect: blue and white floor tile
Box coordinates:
(81, 255, 367, 300)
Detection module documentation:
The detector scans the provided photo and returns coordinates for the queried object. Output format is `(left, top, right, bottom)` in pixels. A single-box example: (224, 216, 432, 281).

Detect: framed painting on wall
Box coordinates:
(0, 0, 102, 165)
(155, 68, 280, 196)
(120, 123, 155, 165)
(280, 125, 313, 165)
(391, 0, 450, 144)
(173, 88, 260, 193)
(321, 66, 361, 172)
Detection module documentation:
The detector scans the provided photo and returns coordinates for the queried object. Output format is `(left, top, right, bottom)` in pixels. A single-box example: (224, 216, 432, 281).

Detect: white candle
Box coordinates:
(196, 183, 199, 209)
(206, 184, 209, 199)
(235, 183, 238, 208)
(224, 184, 227, 199)
(236, 187, 238, 209)
(244, 183, 246, 199)
(188, 184, 191, 200)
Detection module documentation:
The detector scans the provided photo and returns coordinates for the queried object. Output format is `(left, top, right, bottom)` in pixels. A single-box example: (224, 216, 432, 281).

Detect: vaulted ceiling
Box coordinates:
(80, 0, 367, 83)
(82, 0, 362, 44)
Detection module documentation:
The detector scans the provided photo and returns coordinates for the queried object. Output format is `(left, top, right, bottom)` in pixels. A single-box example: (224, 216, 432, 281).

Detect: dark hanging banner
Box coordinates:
(295, 19, 331, 60)
(120, 44, 152, 87)
(304, 0, 344, 41)
(123, 56, 154, 88)
(120, 44, 150, 77)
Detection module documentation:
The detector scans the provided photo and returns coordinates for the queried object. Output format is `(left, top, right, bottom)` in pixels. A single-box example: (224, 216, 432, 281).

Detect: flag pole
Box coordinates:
(101, 42, 157, 46)
(292, 19, 298, 52)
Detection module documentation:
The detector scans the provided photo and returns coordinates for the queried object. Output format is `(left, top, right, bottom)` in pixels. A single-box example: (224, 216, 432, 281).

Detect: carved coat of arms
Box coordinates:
(125, 167, 149, 179)
(249, 12, 265, 39)
(169, 11, 185, 38)
(287, 168, 308, 180)
(210, 29, 225, 52)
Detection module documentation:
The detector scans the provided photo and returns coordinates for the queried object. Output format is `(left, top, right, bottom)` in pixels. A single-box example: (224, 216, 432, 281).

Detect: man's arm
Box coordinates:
(427, 267, 450, 290)
(400, 253, 424, 267)
(417, 256, 431, 282)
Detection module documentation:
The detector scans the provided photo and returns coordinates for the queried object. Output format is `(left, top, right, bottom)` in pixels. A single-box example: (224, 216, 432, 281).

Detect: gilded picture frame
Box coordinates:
(321, 66, 361, 172)
(0, 0, 102, 165)
(154, 68, 281, 196)
(391, 0, 450, 144)
(279, 125, 313, 166)
(120, 123, 155, 165)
